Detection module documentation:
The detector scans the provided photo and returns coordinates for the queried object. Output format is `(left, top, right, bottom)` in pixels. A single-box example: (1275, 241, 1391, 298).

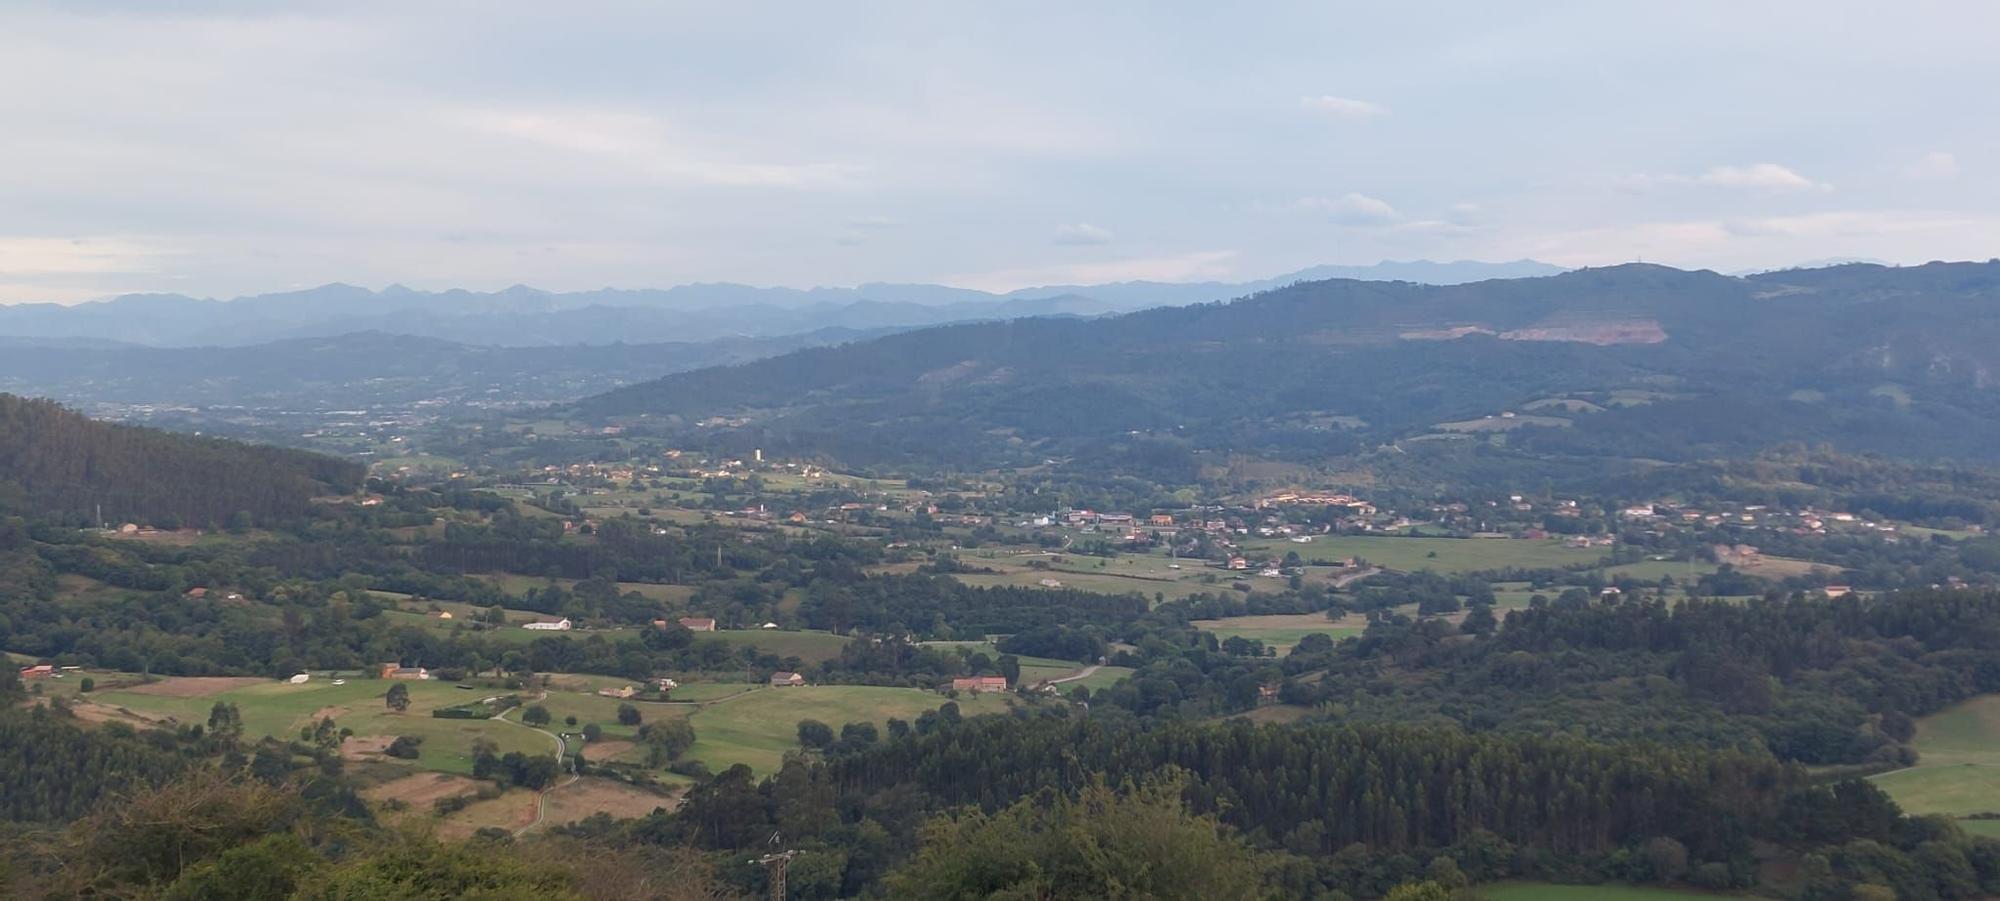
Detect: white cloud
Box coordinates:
(1299, 95, 1388, 119)
(1052, 222, 1115, 245)
(1626, 163, 1831, 193)
(947, 250, 1237, 292)
(1903, 151, 1959, 180)
(1300, 193, 1402, 225)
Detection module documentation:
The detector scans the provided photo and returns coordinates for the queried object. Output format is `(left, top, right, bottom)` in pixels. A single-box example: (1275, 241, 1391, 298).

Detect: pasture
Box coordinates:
(917, 640, 1092, 685)
(1060, 665, 1134, 693)
(1600, 558, 1719, 581)
(685, 684, 1011, 774)
(946, 555, 1215, 602)
(84, 676, 552, 774)
(1192, 612, 1366, 652)
(1870, 693, 2000, 821)
(1239, 535, 1607, 574)
(707, 629, 852, 664)
(539, 776, 679, 824)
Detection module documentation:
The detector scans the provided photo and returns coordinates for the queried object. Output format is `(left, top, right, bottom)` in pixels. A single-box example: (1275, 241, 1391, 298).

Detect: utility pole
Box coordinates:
(754, 832, 797, 901)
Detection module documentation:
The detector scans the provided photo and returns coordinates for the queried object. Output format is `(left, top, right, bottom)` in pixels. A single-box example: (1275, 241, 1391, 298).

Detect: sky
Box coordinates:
(2, 1, 1997, 304)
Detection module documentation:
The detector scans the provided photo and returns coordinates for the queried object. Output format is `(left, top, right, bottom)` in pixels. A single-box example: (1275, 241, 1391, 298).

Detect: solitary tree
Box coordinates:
(796, 719, 835, 749)
(617, 703, 642, 726)
(384, 682, 410, 712)
(522, 704, 551, 727)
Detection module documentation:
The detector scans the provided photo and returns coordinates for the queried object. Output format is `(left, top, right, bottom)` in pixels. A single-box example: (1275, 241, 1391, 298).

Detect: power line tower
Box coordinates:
(754, 833, 797, 901)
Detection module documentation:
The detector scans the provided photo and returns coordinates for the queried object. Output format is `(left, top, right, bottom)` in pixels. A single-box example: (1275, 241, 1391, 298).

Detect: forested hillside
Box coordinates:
(0, 395, 363, 528)
(576, 261, 2000, 472)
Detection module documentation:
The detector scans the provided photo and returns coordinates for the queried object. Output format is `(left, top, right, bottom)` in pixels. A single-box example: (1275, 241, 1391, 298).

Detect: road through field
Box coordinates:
(496, 695, 577, 836)
(1045, 664, 1101, 686)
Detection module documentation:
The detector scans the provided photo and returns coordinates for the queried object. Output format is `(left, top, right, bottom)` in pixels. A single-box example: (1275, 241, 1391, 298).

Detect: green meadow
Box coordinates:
(1870, 692, 2000, 823)
(685, 684, 1011, 775)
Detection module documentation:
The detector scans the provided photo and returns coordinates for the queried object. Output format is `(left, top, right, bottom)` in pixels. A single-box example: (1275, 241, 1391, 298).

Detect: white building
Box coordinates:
(523, 618, 573, 631)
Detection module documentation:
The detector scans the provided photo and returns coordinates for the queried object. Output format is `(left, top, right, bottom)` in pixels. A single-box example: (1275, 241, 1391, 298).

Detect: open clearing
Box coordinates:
(435, 789, 539, 841)
(918, 640, 1090, 685)
(1601, 559, 1719, 581)
(1733, 555, 1835, 579)
(707, 629, 852, 664)
(947, 556, 1215, 602)
(363, 772, 483, 808)
(1192, 612, 1366, 652)
(1871, 693, 2000, 821)
(87, 678, 552, 774)
(120, 676, 268, 698)
(1237, 535, 1605, 574)
(686, 685, 1011, 775)
(541, 777, 678, 824)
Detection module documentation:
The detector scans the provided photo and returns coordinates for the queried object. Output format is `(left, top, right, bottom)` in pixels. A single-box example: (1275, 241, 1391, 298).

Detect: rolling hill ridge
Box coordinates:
(573, 261, 2000, 471)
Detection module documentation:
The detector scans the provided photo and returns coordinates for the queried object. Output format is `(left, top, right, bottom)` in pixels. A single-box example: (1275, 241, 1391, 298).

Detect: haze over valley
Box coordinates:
(5, 3, 2000, 900)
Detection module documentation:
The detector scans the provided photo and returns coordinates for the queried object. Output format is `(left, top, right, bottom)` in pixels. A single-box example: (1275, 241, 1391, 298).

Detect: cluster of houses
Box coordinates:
(1616, 501, 1934, 541)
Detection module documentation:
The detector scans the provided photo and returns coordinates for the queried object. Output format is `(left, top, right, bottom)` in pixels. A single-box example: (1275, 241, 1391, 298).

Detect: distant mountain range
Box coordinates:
(0, 327, 899, 412)
(572, 261, 2000, 473)
(0, 260, 1562, 348)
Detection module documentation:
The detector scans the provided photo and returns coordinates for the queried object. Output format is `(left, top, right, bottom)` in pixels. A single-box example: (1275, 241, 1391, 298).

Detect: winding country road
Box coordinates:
(495, 698, 578, 836)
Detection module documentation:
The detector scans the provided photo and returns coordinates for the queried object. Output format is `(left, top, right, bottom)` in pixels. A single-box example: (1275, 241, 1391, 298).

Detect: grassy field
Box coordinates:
(1871, 693, 2000, 820)
(1481, 883, 1737, 900)
(85, 677, 552, 774)
(617, 582, 698, 604)
(917, 641, 1091, 685)
(1237, 535, 1606, 574)
(686, 685, 1011, 775)
(707, 629, 852, 664)
(1062, 665, 1134, 693)
(1600, 558, 1719, 581)
(1191, 612, 1366, 652)
(948, 557, 1214, 602)
(75, 672, 974, 779)
(1957, 819, 2000, 838)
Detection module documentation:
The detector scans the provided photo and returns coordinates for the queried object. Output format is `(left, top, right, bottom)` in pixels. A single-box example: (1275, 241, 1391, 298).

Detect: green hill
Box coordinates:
(0, 394, 363, 528)
(574, 262, 2000, 473)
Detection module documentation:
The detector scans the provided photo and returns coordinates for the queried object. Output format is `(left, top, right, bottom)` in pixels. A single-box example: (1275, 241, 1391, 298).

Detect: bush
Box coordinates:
(1690, 862, 1732, 890)
(385, 736, 423, 759)
(667, 759, 711, 779)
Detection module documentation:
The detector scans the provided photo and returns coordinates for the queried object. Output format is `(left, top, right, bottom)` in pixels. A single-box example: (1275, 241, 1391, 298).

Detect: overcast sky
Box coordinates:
(2, 1, 1997, 303)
